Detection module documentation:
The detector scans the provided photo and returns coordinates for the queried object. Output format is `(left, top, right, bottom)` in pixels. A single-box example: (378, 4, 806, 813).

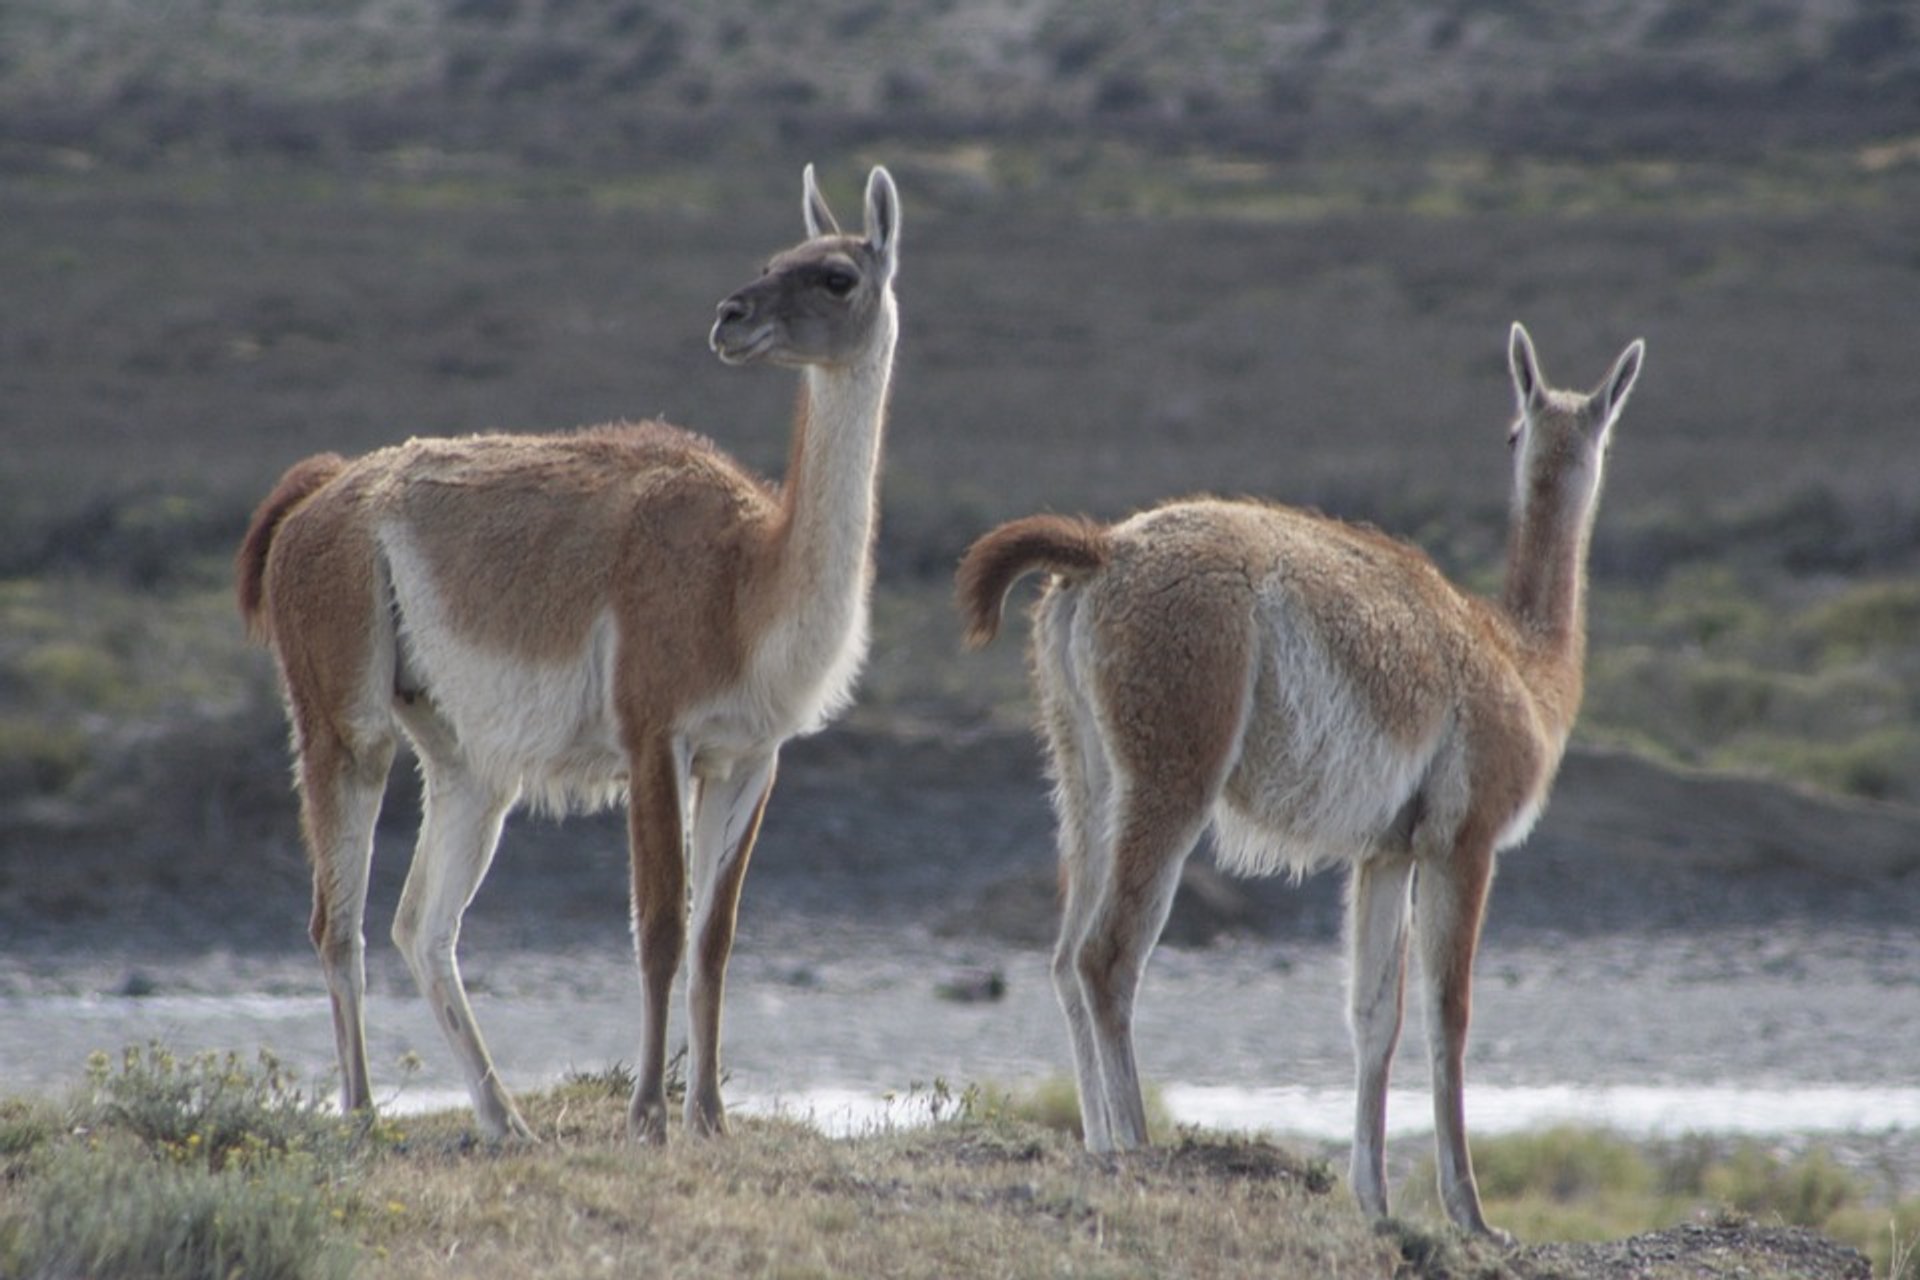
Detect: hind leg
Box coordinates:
(1346, 853, 1415, 1219)
(297, 728, 395, 1118)
(1048, 723, 1120, 1150)
(1072, 784, 1209, 1150)
(1037, 596, 1121, 1150)
(1068, 589, 1253, 1151)
(389, 712, 524, 1140)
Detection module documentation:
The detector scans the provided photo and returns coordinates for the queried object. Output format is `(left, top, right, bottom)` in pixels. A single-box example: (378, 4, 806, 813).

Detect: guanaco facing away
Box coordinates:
(236, 165, 901, 1142)
(956, 324, 1644, 1234)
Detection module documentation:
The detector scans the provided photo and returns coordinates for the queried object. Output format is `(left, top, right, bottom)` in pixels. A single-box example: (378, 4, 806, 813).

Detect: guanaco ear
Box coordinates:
(864, 165, 900, 281)
(1508, 322, 1546, 412)
(802, 163, 840, 239)
(1592, 338, 1646, 429)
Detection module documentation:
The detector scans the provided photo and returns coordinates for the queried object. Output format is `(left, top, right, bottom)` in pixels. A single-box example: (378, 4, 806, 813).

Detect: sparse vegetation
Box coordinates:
(1, 1048, 363, 1280)
(6, 1145, 357, 1280)
(74, 1043, 366, 1172)
(970, 1074, 1177, 1142)
(1582, 566, 1920, 804)
(1, 1047, 1400, 1280)
(1399, 1126, 1920, 1278)
(4, 1048, 1906, 1278)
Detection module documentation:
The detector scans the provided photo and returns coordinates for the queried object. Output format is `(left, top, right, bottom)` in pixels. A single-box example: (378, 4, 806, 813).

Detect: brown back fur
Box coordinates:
(387, 422, 775, 669)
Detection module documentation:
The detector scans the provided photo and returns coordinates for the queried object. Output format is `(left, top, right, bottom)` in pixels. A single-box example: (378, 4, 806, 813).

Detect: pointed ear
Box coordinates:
(1591, 338, 1645, 427)
(864, 165, 900, 280)
(802, 163, 840, 238)
(1508, 322, 1545, 410)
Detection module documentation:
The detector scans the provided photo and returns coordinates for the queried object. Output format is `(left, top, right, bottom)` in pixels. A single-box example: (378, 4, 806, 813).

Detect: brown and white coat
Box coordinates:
(957, 323, 1644, 1235)
(237, 165, 902, 1144)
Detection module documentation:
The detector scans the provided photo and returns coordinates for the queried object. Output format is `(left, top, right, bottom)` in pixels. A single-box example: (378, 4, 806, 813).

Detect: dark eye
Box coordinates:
(822, 270, 858, 297)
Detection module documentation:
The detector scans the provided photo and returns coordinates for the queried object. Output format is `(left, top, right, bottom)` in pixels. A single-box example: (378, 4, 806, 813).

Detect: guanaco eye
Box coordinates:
(822, 270, 858, 297)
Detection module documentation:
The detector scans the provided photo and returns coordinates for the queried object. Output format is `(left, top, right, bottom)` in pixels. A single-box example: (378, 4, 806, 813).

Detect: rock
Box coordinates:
(934, 966, 1006, 1003)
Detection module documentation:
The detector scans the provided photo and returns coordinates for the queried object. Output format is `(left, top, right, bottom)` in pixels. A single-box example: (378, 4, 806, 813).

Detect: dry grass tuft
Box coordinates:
(348, 1086, 1395, 1279)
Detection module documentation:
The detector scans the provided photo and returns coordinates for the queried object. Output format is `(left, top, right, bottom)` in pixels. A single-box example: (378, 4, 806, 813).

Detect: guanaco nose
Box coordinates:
(715, 295, 752, 326)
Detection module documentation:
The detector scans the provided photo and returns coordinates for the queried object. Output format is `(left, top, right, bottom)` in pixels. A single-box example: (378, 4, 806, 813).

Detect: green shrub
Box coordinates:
(15, 638, 131, 709)
(968, 1075, 1173, 1141)
(77, 1044, 358, 1174)
(1431, 1129, 1914, 1258)
(1703, 1140, 1861, 1226)
(1797, 578, 1920, 664)
(1470, 1126, 1655, 1203)
(0, 714, 90, 794)
(2, 1142, 356, 1280)
(1718, 726, 1920, 802)
(1582, 649, 1789, 753)
(1682, 663, 1781, 741)
(0, 1096, 61, 1159)
(1632, 562, 1774, 653)
(970, 1076, 1088, 1135)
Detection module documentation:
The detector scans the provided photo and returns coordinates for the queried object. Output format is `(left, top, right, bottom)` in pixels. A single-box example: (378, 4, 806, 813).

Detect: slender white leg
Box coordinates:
(1414, 841, 1501, 1236)
(1037, 594, 1120, 1151)
(1049, 737, 1113, 1150)
(1075, 782, 1206, 1152)
(1346, 854, 1415, 1219)
(304, 738, 394, 1118)
(684, 749, 778, 1136)
(390, 756, 523, 1140)
(1054, 582, 1251, 1154)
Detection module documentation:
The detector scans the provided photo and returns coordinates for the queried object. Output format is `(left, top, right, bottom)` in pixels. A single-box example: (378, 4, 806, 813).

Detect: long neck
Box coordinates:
(768, 301, 897, 627)
(1500, 469, 1600, 726)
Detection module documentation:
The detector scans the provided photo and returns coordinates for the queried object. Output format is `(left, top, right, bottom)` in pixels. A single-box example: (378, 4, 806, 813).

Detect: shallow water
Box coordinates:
(345, 1082, 1920, 1146)
(5, 928, 1917, 1160)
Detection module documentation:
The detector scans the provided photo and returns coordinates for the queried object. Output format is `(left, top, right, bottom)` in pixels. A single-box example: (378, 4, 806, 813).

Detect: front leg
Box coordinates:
(1346, 854, 1414, 1219)
(627, 738, 691, 1143)
(1415, 838, 1504, 1238)
(684, 749, 778, 1136)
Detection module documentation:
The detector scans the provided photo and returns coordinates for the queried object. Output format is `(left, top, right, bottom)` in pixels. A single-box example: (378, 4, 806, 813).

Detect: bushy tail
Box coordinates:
(955, 514, 1111, 649)
(235, 453, 347, 643)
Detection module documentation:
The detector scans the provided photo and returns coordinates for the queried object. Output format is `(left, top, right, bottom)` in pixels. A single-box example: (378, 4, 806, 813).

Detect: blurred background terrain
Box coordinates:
(9, 10, 1920, 1272)
(1, 0, 1918, 984)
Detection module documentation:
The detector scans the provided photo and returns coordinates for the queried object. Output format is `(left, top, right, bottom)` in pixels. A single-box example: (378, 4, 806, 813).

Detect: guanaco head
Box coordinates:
(710, 163, 900, 370)
(1506, 321, 1644, 520)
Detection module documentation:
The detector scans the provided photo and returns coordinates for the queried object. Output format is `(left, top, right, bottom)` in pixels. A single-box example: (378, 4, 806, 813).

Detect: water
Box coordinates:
(6, 931, 1916, 1154)
(1159, 1083, 1920, 1142)
(355, 1081, 1920, 1146)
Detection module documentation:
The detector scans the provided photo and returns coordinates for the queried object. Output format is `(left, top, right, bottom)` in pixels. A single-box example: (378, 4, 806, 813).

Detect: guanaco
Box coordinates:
(237, 165, 902, 1142)
(956, 323, 1643, 1233)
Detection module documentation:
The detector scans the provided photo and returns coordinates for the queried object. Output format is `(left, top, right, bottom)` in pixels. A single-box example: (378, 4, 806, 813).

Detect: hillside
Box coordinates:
(3, 0, 1918, 163)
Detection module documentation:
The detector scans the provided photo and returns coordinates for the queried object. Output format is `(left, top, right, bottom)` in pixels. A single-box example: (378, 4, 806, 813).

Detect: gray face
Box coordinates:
(710, 234, 890, 369)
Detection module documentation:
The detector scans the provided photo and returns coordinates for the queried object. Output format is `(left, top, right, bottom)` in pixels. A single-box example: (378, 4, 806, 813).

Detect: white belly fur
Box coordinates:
(382, 526, 626, 814)
(1210, 604, 1440, 880)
